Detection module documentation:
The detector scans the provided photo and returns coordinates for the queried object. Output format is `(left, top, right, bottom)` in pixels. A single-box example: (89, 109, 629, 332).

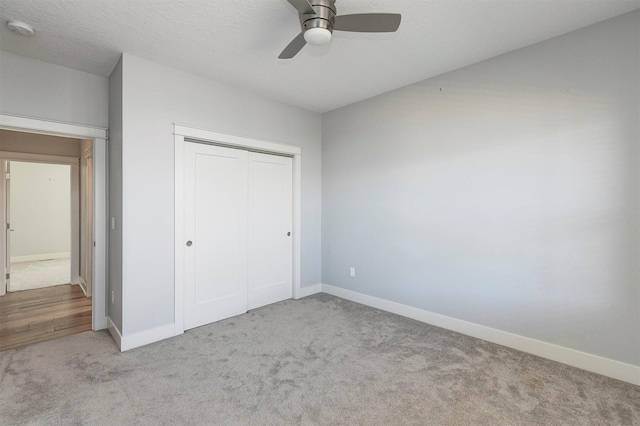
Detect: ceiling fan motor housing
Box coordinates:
(300, 0, 337, 34)
(279, 0, 401, 59)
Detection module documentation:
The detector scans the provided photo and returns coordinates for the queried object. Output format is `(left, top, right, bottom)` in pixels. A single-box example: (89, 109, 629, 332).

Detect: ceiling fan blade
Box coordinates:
(286, 0, 315, 15)
(334, 13, 401, 33)
(279, 33, 307, 59)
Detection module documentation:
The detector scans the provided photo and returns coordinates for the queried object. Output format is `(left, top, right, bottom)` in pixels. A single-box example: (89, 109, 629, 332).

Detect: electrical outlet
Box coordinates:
(111, 291, 115, 304)
(350, 267, 356, 277)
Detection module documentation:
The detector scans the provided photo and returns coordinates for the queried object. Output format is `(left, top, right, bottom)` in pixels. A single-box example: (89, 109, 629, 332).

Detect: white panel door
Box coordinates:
(3, 161, 9, 295)
(248, 152, 293, 310)
(184, 142, 248, 330)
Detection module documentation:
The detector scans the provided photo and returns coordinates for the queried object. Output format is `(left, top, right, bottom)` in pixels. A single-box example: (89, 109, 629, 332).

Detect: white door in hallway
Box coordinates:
(184, 143, 248, 330)
(248, 152, 293, 310)
(3, 161, 10, 295)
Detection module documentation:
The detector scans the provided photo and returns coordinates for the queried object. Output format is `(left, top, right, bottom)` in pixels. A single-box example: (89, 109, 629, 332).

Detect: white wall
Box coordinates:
(9, 162, 71, 259)
(322, 11, 639, 367)
(0, 51, 109, 128)
(117, 54, 322, 336)
(108, 57, 124, 332)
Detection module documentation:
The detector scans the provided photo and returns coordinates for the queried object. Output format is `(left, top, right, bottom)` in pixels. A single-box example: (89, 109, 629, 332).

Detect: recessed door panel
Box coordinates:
(184, 142, 248, 330)
(248, 152, 293, 310)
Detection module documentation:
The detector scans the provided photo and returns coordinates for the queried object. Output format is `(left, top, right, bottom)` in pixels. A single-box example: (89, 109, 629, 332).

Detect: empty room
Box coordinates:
(0, 0, 638, 424)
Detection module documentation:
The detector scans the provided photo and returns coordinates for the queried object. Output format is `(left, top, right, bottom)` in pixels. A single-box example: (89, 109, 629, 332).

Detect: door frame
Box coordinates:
(174, 124, 302, 335)
(80, 143, 94, 297)
(0, 114, 108, 330)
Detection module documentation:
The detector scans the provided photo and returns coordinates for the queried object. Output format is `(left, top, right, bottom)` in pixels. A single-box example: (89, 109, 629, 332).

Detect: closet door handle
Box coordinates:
(186, 241, 193, 247)
(287, 232, 291, 236)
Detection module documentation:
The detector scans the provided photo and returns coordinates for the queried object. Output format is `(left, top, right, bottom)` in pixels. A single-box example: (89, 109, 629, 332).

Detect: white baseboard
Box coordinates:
(107, 317, 179, 352)
(106, 317, 122, 349)
(119, 323, 180, 352)
(78, 277, 87, 296)
(321, 284, 640, 386)
(11, 252, 71, 263)
(294, 283, 322, 299)
(93, 316, 107, 332)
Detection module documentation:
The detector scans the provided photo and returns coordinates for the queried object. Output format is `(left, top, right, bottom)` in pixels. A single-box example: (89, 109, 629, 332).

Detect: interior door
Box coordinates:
(184, 142, 248, 330)
(3, 161, 9, 294)
(248, 152, 293, 309)
(4, 161, 12, 293)
(80, 155, 93, 296)
(86, 157, 93, 296)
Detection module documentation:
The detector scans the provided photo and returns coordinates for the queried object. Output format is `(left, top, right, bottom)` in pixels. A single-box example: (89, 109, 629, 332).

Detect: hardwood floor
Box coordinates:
(0, 284, 92, 351)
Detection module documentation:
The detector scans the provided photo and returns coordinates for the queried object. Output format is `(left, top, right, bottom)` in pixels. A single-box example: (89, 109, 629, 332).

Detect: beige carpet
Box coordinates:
(0, 294, 638, 425)
(9, 258, 71, 292)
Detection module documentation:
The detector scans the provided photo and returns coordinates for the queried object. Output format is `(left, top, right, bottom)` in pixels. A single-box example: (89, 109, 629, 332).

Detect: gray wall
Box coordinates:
(0, 51, 109, 128)
(119, 54, 322, 335)
(322, 11, 639, 366)
(108, 57, 124, 331)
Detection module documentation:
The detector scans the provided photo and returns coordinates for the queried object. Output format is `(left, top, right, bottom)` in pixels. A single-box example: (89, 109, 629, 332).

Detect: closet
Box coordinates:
(183, 142, 293, 330)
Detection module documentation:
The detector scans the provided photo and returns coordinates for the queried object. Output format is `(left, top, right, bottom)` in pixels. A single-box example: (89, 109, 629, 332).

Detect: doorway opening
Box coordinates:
(6, 161, 73, 292)
(0, 114, 108, 339)
(0, 128, 97, 351)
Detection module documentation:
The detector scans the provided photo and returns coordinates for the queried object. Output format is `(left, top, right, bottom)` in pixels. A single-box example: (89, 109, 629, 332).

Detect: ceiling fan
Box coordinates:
(279, 0, 401, 59)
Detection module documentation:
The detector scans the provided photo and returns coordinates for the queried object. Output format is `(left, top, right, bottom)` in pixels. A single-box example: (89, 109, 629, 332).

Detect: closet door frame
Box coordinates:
(173, 124, 302, 336)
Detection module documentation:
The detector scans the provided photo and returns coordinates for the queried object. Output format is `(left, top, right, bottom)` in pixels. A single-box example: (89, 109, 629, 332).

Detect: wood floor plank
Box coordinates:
(0, 323, 29, 336)
(1, 291, 86, 310)
(0, 286, 84, 306)
(0, 284, 92, 351)
(0, 324, 92, 351)
(1, 284, 78, 302)
(1, 298, 91, 321)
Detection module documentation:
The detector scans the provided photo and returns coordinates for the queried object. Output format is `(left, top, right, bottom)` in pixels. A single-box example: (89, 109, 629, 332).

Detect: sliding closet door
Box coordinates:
(184, 142, 248, 330)
(248, 152, 293, 310)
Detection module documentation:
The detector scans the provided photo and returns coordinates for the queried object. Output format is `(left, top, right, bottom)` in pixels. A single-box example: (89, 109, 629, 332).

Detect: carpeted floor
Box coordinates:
(0, 294, 638, 425)
(9, 258, 71, 292)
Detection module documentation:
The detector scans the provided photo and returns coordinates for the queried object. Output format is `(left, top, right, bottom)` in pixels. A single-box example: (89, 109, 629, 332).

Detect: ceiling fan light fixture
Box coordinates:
(279, 0, 401, 59)
(304, 27, 332, 46)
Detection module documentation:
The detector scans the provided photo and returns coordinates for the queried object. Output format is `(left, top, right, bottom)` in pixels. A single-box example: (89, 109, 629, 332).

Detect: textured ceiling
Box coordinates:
(0, 0, 638, 112)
